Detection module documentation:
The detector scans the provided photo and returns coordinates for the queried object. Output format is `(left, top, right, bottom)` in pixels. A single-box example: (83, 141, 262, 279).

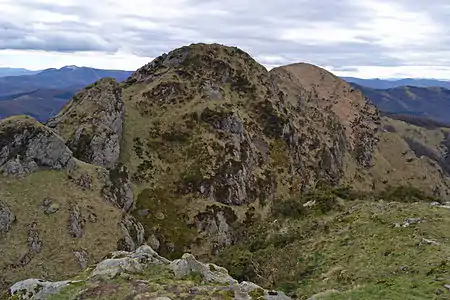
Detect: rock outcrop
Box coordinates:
(47, 78, 125, 169)
(118, 214, 145, 252)
(0, 200, 15, 233)
(0, 116, 75, 176)
(9, 245, 290, 300)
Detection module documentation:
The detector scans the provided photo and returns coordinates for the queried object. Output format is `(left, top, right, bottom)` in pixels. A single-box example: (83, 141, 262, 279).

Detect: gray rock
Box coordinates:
(69, 203, 84, 238)
(0, 116, 75, 176)
(170, 253, 237, 285)
(118, 214, 145, 251)
(42, 198, 52, 207)
(402, 218, 422, 227)
(73, 250, 89, 270)
(100, 165, 134, 212)
(238, 282, 291, 300)
(47, 78, 125, 169)
(90, 257, 143, 279)
(40, 198, 59, 215)
(421, 238, 440, 246)
(0, 200, 15, 233)
(9, 278, 77, 300)
(27, 222, 42, 253)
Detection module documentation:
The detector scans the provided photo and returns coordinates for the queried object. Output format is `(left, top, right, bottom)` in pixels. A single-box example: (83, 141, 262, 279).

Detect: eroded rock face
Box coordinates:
(0, 116, 75, 176)
(0, 200, 15, 233)
(47, 78, 125, 169)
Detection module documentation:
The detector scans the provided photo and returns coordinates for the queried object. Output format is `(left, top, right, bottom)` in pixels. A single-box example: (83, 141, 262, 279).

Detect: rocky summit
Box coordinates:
(3, 43, 450, 299)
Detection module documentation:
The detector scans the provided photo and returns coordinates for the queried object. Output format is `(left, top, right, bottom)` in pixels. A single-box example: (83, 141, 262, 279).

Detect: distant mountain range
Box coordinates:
(351, 83, 450, 124)
(342, 77, 450, 89)
(0, 66, 133, 121)
(2, 66, 450, 123)
(0, 67, 40, 77)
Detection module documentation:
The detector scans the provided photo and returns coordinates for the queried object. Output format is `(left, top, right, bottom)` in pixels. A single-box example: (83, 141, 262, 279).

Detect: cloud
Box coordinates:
(0, 0, 449, 77)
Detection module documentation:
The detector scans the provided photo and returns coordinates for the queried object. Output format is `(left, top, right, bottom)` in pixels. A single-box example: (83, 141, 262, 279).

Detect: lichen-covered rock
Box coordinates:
(0, 116, 75, 176)
(47, 78, 125, 169)
(0, 200, 15, 233)
(9, 279, 78, 300)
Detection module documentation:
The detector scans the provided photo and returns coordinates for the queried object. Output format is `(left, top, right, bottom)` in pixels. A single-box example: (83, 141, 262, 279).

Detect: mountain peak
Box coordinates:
(126, 43, 264, 86)
(61, 65, 79, 70)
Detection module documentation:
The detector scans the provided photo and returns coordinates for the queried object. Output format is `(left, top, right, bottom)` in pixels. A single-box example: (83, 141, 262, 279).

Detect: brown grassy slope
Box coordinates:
(0, 115, 126, 293)
(270, 63, 379, 154)
(270, 63, 450, 199)
(0, 165, 124, 292)
(367, 117, 450, 199)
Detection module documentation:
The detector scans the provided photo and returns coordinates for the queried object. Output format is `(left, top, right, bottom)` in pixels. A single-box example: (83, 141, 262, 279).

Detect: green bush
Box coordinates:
(378, 185, 438, 203)
(217, 246, 258, 282)
(272, 187, 347, 219)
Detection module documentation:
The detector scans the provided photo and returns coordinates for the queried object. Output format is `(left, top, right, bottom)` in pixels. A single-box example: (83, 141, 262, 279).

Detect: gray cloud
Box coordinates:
(1, 0, 450, 71)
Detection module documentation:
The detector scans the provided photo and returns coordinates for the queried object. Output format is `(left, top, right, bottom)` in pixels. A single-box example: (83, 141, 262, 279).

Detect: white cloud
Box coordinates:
(0, 0, 449, 78)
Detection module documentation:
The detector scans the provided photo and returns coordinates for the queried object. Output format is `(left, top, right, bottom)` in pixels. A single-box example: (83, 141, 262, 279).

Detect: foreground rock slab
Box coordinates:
(8, 245, 290, 300)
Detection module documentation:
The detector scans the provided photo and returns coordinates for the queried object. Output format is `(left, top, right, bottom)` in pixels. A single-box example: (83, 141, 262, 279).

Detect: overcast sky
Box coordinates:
(1, 0, 450, 78)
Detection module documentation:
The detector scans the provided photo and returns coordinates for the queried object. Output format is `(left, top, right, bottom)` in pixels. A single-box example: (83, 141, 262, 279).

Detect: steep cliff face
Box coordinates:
(47, 78, 125, 169)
